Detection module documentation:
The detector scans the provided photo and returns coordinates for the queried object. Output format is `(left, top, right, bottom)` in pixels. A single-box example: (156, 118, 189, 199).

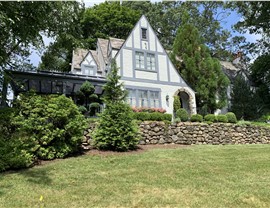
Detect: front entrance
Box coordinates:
(174, 88, 196, 115)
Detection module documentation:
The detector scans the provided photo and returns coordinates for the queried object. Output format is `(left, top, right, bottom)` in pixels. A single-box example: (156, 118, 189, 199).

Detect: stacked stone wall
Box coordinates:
(82, 121, 270, 148)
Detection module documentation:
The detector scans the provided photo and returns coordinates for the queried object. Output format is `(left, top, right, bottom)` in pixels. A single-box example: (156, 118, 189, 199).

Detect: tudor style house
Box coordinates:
(71, 15, 197, 115)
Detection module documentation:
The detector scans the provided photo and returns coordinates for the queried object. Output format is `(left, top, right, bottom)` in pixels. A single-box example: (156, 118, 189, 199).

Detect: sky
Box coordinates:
(29, 0, 261, 67)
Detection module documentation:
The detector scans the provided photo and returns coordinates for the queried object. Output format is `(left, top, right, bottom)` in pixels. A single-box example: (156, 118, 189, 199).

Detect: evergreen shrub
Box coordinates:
(204, 114, 216, 122)
(176, 108, 189, 122)
(13, 93, 87, 160)
(216, 115, 228, 123)
(190, 114, 203, 122)
(163, 113, 172, 121)
(93, 102, 139, 151)
(225, 112, 237, 123)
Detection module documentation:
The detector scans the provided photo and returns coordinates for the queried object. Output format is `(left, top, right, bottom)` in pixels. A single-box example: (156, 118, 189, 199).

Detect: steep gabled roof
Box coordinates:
(89, 50, 100, 71)
(109, 37, 125, 50)
(97, 38, 109, 63)
(73, 48, 88, 69)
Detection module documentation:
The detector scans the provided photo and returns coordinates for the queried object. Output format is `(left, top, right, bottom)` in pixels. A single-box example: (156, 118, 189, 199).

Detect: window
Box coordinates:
(138, 90, 148, 107)
(146, 53, 155, 71)
(141, 28, 147, 40)
(149, 91, 160, 108)
(135, 51, 144, 69)
(84, 66, 95, 76)
(127, 89, 136, 106)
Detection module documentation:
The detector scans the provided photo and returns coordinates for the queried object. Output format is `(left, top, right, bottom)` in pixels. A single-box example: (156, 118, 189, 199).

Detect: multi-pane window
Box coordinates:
(146, 53, 155, 71)
(138, 90, 148, 107)
(149, 91, 160, 108)
(141, 28, 147, 39)
(135, 51, 144, 69)
(84, 66, 95, 76)
(127, 89, 136, 107)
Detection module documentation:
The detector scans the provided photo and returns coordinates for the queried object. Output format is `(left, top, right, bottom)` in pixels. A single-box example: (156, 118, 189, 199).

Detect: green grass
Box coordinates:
(237, 120, 270, 128)
(1, 145, 270, 208)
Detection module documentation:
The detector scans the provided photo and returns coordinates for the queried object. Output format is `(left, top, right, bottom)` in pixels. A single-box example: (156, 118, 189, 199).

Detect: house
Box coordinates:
(2, 15, 197, 115)
(71, 15, 197, 115)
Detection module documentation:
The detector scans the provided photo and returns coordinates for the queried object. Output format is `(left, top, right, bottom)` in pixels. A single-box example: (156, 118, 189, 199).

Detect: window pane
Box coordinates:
(142, 28, 147, 39)
(135, 52, 144, 69)
(146, 53, 155, 70)
(127, 89, 136, 106)
(138, 90, 148, 107)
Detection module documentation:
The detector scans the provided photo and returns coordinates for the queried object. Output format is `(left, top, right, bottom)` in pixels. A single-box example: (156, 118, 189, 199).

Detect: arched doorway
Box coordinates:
(174, 88, 196, 115)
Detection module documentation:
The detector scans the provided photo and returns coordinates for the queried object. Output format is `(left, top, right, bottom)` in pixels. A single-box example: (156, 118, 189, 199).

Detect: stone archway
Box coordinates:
(174, 88, 196, 115)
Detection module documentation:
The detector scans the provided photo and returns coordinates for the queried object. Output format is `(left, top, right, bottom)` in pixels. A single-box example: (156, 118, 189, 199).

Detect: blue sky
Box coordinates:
(29, 1, 261, 67)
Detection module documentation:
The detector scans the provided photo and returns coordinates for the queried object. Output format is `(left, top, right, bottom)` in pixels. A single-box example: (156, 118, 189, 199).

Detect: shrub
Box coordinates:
(149, 112, 163, 121)
(132, 107, 166, 113)
(190, 114, 203, 122)
(226, 112, 237, 123)
(173, 96, 181, 113)
(176, 108, 189, 122)
(78, 105, 87, 114)
(204, 114, 216, 122)
(216, 115, 228, 123)
(13, 93, 87, 160)
(93, 102, 139, 151)
(174, 118, 181, 123)
(163, 113, 172, 121)
(134, 112, 150, 121)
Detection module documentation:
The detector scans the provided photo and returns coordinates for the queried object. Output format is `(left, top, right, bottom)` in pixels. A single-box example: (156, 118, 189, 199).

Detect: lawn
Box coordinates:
(1, 145, 270, 208)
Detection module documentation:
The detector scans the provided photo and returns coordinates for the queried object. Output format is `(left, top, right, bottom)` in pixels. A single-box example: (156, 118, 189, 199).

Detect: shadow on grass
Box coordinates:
(18, 167, 53, 186)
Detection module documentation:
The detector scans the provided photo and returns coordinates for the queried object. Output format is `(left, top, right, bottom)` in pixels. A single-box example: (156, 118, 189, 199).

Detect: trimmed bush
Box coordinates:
(173, 96, 181, 113)
(226, 112, 237, 123)
(163, 113, 172, 121)
(149, 112, 163, 121)
(176, 108, 189, 122)
(204, 114, 216, 122)
(216, 115, 228, 123)
(190, 114, 203, 122)
(174, 118, 181, 123)
(134, 112, 150, 121)
(93, 102, 139, 151)
(78, 105, 87, 114)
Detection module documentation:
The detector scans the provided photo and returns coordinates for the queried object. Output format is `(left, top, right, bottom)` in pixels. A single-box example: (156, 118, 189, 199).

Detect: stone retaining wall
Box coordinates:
(82, 121, 270, 148)
(139, 121, 270, 145)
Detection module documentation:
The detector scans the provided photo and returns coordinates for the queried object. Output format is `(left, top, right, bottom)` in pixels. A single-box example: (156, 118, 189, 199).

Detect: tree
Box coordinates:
(230, 75, 259, 120)
(93, 59, 139, 151)
(39, 2, 140, 72)
(123, 1, 237, 60)
(0, 1, 83, 72)
(250, 54, 270, 113)
(171, 14, 229, 113)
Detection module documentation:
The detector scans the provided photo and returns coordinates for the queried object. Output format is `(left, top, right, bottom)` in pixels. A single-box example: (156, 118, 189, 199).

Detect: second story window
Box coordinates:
(141, 28, 147, 40)
(135, 51, 144, 69)
(146, 53, 155, 71)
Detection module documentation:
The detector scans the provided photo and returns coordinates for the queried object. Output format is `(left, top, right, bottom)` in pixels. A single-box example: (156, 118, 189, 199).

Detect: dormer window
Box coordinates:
(141, 28, 147, 40)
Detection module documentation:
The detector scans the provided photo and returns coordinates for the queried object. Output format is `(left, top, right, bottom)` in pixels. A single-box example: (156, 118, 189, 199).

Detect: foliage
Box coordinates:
(133, 112, 172, 122)
(171, 14, 229, 113)
(173, 96, 181, 114)
(204, 114, 217, 123)
(39, 2, 140, 71)
(259, 113, 270, 123)
(13, 93, 86, 160)
(216, 115, 228, 123)
(250, 54, 270, 113)
(0, 1, 83, 74)
(174, 118, 181, 123)
(230, 75, 259, 120)
(76, 81, 100, 116)
(176, 108, 189, 122)
(93, 102, 139, 151)
(132, 106, 166, 113)
(123, 1, 236, 59)
(78, 106, 87, 114)
(102, 59, 127, 104)
(225, 112, 237, 123)
(93, 60, 139, 151)
(190, 114, 203, 122)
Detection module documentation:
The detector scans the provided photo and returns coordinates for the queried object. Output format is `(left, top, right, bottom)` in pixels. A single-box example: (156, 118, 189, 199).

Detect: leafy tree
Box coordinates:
(93, 59, 139, 151)
(123, 1, 237, 59)
(173, 96, 181, 115)
(171, 14, 229, 113)
(230, 75, 258, 120)
(0, 1, 83, 72)
(250, 54, 270, 112)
